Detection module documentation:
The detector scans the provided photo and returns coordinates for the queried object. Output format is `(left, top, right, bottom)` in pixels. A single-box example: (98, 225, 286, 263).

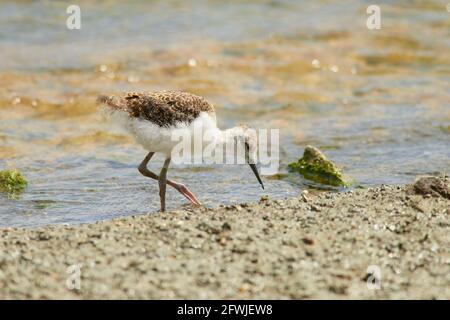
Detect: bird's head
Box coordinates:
(227, 124, 264, 190)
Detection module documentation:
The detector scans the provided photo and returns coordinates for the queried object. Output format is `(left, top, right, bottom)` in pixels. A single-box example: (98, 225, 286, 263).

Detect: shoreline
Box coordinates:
(0, 176, 448, 299)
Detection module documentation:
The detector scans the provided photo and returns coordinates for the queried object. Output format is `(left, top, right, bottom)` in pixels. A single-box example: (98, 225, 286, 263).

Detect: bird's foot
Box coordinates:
(169, 181, 201, 206)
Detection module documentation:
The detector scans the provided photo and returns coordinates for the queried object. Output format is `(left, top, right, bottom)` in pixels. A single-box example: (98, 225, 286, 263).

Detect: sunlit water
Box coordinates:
(0, 0, 449, 228)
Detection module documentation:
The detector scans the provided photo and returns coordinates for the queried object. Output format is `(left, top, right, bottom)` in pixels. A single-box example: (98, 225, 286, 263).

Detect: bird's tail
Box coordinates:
(96, 94, 111, 105)
(96, 94, 128, 115)
(97, 94, 119, 109)
(97, 95, 133, 133)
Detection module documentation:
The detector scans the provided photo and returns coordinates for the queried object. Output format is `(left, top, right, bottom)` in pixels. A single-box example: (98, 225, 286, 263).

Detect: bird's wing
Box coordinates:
(122, 91, 215, 127)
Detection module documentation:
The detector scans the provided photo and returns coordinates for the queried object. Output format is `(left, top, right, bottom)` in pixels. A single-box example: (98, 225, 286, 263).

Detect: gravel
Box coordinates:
(0, 176, 448, 299)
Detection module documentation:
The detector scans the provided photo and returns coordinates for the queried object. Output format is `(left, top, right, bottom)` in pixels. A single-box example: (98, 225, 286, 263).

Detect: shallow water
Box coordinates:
(0, 0, 449, 228)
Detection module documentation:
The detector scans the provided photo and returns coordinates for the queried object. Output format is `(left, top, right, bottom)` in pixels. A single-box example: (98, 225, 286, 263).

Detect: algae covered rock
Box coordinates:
(0, 169, 27, 193)
(288, 146, 349, 187)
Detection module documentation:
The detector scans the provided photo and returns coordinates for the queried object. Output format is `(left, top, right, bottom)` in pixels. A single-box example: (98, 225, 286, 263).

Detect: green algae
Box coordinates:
(288, 146, 350, 187)
(265, 173, 289, 180)
(438, 125, 450, 134)
(0, 169, 28, 194)
(32, 199, 57, 210)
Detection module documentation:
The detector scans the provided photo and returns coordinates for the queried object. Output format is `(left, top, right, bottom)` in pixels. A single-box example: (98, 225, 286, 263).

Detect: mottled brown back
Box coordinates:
(99, 91, 215, 127)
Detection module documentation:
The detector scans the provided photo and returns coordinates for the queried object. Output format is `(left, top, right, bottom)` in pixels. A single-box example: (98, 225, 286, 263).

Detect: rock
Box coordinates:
(0, 169, 27, 194)
(288, 146, 349, 187)
(408, 176, 450, 199)
(301, 190, 309, 202)
(221, 222, 232, 231)
(196, 222, 221, 235)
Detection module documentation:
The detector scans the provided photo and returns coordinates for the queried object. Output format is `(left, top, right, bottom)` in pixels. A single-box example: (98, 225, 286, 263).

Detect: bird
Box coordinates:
(97, 90, 264, 212)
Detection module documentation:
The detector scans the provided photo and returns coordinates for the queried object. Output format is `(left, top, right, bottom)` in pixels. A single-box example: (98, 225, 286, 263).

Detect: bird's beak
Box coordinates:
(249, 163, 264, 189)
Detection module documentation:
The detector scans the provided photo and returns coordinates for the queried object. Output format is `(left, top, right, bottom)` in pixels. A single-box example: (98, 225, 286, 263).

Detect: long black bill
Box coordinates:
(249, 164, 264, 189)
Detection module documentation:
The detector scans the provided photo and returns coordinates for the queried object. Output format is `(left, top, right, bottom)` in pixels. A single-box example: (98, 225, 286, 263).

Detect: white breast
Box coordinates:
(113, 111, 219, 157)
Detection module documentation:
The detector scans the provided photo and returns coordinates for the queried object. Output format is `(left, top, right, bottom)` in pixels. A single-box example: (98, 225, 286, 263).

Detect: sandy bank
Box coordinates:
(0, 176, 448, 299)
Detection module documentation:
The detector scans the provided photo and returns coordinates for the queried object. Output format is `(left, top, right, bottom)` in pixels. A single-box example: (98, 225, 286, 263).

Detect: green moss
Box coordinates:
(438, 125, 450, 134)
(265, 173, 289, 180)
(32, 199, 57, 210)
(288, 146, 350, 187)
(0, 169, 27, 194)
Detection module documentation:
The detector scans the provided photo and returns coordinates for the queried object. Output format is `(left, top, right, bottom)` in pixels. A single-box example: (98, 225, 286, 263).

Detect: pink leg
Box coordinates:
(138, 152, 201, 206)
(167, 180, 201, 206)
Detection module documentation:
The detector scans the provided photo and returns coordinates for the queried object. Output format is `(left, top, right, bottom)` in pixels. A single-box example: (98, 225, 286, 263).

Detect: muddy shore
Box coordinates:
(0, 176, 448, 299)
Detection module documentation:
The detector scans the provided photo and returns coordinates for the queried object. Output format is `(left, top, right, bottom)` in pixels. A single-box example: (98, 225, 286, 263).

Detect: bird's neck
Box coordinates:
(215, 127, 240, 145)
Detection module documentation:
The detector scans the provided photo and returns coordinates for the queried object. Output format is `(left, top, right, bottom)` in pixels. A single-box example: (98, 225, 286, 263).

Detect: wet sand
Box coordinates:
(0, 176, 448, 299)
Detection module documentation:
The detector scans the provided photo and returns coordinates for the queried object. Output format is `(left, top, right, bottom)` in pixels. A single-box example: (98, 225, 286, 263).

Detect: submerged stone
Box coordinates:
(0, 169, 28, 193)
(288, 146, 349, 187)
